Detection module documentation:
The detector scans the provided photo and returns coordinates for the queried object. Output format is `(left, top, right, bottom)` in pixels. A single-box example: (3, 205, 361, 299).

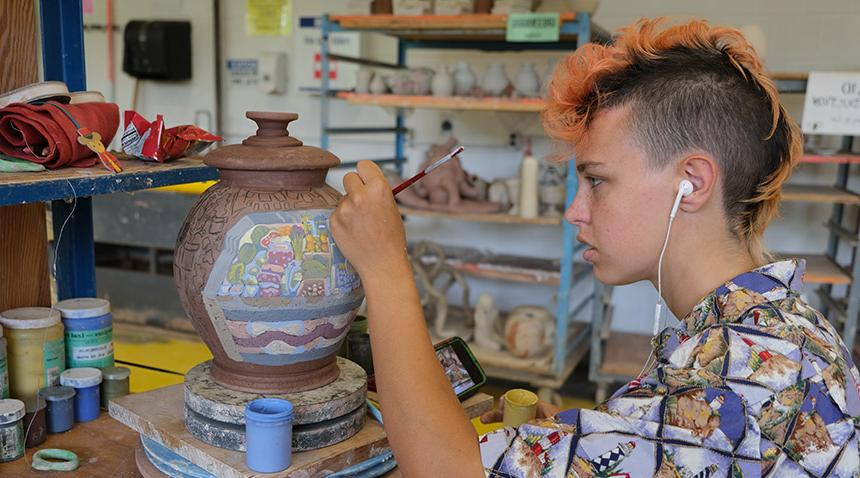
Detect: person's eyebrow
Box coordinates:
(575, 160, 605, 174)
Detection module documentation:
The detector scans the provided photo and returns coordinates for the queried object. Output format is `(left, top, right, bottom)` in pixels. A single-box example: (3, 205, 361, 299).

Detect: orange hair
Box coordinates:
(543, 18, 803, 265)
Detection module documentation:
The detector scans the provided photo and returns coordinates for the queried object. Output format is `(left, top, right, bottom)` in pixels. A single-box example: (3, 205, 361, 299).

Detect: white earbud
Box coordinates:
(669, 179, 694, 219)
(652, 179, 695, 336)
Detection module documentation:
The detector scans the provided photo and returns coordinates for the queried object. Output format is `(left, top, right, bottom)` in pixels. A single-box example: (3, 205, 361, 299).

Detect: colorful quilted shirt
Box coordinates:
(480, 260, 860, 477)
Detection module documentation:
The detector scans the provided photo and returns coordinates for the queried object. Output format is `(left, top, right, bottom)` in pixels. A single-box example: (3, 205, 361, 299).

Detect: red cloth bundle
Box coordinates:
(0, 101, 119, 169)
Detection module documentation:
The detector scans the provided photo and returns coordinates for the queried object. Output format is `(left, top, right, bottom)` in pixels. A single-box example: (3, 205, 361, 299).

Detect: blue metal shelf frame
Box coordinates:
(26, 0, 218, 300)
(319, 13, 609, 379)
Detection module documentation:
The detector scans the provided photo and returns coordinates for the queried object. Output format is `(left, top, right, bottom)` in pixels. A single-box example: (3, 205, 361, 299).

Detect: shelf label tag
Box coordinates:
(506, 13, 560, 43)
(802, 72, 860, 136)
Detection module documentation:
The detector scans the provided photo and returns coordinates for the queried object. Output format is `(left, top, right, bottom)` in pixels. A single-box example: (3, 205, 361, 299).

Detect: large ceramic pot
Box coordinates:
(174, 112, 364, 393)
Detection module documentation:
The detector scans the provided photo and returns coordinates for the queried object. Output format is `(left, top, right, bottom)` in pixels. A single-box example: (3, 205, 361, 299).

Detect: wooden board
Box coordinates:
(598, 332, 653, 380)
(799, 154, 860, 165)
(781, 184, 860, 205)
(0, 0, 52, 311)
(782, 253, 852, 286)
(0, 155, 218, 206)
(331, 13, 578, 31)
(401, 206, 561, 225)
(337, 92, 545, 113)
(0, 414, 141, 477)
(110, 384, 493, 478)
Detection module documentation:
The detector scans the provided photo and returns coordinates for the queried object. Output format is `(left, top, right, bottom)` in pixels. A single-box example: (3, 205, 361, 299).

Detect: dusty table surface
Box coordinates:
(0, 413, 141, 477)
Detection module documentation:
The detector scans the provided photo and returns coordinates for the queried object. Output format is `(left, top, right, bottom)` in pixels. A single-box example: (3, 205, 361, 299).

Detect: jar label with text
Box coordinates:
(66, 327, 114, 368)
(0, 355, 7, 398)
(43, 338, 65, 387)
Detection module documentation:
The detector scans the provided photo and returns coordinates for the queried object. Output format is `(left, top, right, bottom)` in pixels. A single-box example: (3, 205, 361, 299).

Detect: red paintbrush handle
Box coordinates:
(392, 170, 426, 196)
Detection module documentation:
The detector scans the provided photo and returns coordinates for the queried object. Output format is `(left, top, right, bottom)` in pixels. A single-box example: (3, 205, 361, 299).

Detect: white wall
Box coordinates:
(83, 0, 860, 334)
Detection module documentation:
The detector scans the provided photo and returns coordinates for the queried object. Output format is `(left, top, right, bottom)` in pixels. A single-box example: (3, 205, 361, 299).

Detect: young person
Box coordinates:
(330, 18, 860, 477)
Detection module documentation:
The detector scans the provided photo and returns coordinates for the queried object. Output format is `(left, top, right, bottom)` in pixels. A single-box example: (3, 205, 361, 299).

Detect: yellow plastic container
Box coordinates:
(0, 308, 65, 401)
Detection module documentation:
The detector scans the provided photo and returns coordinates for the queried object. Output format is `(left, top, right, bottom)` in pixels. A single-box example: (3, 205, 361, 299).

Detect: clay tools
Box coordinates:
(391, 145, 464, 196)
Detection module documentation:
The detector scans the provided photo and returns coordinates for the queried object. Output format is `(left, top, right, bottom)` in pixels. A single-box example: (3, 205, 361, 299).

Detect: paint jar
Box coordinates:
(347, 333, 374, 376)
(60, 368, 102, 423)
(0, 307, 65, 400)
(39, 386, 75, 434)
(22, 395, 46, 448)
(245, 398, 293, 473)
(0, 328, 8, 399)
(0, 399, 25, 462)
(54, 298, 114, 369)
(100, 366, 130, 410)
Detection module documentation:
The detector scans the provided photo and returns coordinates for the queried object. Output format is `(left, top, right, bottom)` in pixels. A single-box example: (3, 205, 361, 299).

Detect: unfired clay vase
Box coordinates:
(454, 61, 477, 96)
(481, 63, 510, 97)
(513, 62, 540, 98)
(431, 66, 455, 97)
(370, 74, 388, 94)
(174, 112, 364, 393)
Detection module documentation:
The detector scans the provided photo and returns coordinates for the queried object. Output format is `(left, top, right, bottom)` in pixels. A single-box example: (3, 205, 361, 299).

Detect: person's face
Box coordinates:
(565, 107, 678, 285)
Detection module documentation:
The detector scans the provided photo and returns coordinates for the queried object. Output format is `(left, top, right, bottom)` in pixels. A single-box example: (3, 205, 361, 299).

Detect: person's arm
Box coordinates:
(331, 161, 484, 478)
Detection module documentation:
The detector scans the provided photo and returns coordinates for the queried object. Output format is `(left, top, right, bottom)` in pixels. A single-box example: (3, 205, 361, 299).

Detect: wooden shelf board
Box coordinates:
(777, 253, 852, 285)
(799, 154, 860, 165)
(331, 13, 578, 31)
(470, 322, 588, 378)
(418, 250, 565, 285)
(337, 92, 545, 112)
(0, 155, 218, 207)
(781, 184, 860, 205)
(400, 206, 561, 225)
(598, 332, 653, 379)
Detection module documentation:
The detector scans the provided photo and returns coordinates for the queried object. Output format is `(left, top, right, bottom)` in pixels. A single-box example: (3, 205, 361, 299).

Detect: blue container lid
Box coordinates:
(245, 398, 293, 423)
(54, 298, 110, 319)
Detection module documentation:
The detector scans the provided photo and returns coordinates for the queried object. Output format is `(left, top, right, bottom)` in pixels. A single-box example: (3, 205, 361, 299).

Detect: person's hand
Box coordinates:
(479, 399, 561, 424)
(330, 160, 409, 284)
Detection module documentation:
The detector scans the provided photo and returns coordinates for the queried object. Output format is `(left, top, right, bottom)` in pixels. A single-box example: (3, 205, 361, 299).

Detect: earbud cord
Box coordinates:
(635, 201, 678, 382)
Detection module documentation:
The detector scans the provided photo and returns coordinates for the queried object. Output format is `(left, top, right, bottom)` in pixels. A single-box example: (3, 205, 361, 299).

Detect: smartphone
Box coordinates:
(434, 337, 487, 401)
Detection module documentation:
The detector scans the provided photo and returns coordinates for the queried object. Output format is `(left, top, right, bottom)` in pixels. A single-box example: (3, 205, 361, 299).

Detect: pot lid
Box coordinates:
(204, 112, 340, 171)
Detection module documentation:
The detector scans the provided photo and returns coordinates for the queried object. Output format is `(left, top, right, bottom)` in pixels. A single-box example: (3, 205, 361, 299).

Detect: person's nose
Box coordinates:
(564, 186, 590, 226)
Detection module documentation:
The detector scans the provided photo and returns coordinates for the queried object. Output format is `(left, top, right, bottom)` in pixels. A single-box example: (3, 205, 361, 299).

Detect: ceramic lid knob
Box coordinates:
(242, 111, 302, 148)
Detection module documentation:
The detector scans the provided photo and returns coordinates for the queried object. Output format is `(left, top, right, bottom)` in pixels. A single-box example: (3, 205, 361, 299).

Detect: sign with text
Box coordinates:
(506, 13, 560, 43)
(801, 72, 860, 136)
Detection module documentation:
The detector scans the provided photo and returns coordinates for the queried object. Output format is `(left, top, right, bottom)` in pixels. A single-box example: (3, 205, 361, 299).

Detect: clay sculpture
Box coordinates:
(390, 138, 503, 214)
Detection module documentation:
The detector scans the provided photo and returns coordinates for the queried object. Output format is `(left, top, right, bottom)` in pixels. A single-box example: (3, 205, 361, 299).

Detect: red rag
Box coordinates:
(0, 102, 120, 169)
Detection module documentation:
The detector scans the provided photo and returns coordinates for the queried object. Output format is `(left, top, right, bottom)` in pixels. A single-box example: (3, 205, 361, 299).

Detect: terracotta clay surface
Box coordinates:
(174, 112, 364, 393)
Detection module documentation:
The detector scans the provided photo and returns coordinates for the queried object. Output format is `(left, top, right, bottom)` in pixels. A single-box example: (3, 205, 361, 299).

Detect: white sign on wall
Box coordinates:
(801, 72, 860, 136)
(295, 17, 360, 92)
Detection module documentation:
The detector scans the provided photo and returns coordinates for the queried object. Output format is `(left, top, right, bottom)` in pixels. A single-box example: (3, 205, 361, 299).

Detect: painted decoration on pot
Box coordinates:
(174, 111, 364, 394)
(203, 211, 362, 366)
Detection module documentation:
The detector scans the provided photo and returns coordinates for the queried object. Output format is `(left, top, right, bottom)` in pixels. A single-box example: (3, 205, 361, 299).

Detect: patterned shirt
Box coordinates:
(480, 260, 860, 477)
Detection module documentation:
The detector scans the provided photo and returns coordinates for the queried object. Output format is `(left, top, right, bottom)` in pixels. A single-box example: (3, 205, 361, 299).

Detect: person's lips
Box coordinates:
(577, 235, 597, 262)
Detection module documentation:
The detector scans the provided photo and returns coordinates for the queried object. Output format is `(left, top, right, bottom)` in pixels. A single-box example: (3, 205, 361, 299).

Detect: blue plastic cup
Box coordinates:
(245, 398, 293, 473)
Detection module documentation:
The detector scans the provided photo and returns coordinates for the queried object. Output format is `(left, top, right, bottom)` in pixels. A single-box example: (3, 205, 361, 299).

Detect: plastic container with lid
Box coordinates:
(39, 386, 75, 433)
(0, 324, 8, 399)
(60, 368, 102, 423)
(0, 399, 25, 462)
(100, 366, 130, 410)
(54, 298, 114, 369)
(22, 395, 46, 447)
(0, 308, 65, 400)
(245, 398, 294, 473)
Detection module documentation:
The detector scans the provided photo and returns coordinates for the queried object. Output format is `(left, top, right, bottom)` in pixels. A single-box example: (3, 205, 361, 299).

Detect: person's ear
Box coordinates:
(677, 154, 717, 213)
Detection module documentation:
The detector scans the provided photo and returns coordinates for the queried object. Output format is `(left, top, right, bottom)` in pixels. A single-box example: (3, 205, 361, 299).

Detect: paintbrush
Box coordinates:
(391, 146, 465, 196)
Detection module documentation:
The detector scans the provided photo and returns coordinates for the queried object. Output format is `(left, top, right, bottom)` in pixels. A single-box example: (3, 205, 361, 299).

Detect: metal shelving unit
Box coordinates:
(2, 0, 219, 301)
(318, 12, 612, 396)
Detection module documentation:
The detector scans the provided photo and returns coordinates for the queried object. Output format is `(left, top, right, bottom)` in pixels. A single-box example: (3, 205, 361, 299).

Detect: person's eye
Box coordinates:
(586, 176, 604, 188)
